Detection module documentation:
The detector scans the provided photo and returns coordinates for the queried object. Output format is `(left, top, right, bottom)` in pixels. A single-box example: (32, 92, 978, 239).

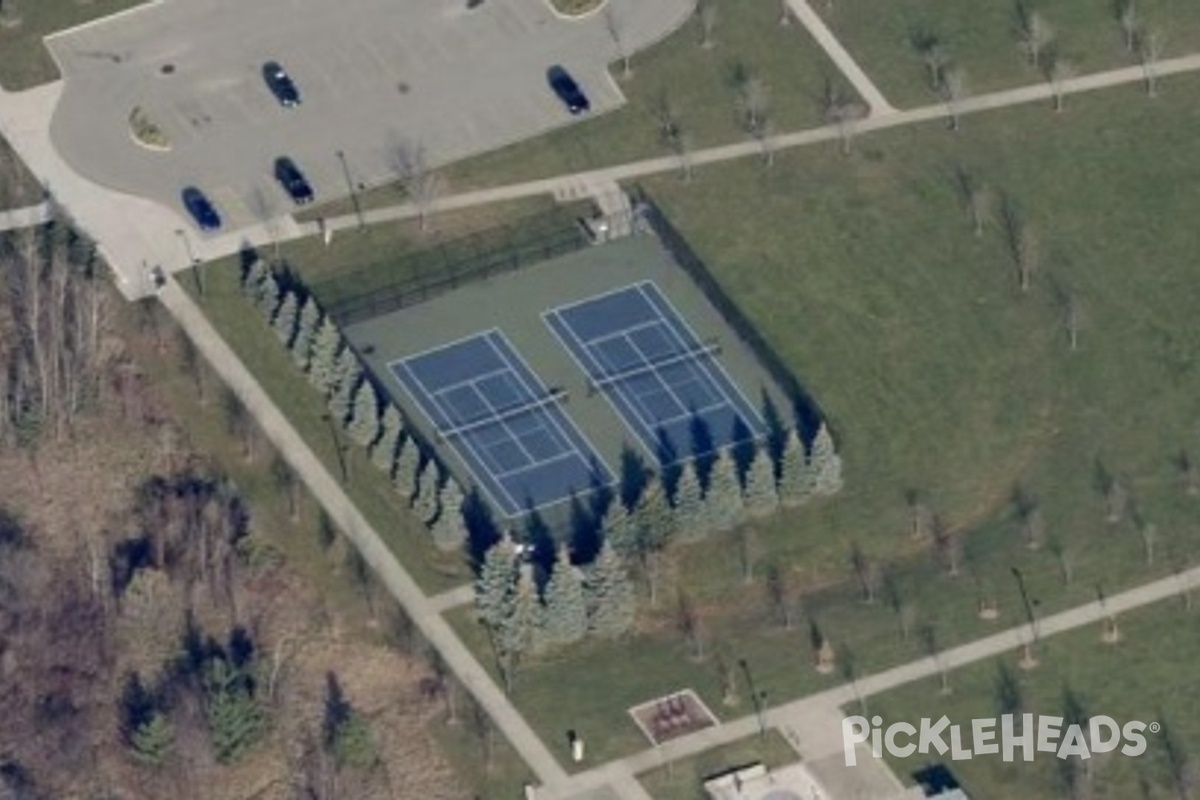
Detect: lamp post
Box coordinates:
(738, 658, 767, 741)
(1011, 566, 1039, 641)
(336, 149, 365, 231)
(175, 228, 202, 295)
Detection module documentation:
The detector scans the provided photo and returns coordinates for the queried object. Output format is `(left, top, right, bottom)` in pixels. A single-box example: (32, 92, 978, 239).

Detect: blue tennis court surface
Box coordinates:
(544, 281, 765, 465)
(391, 331, 611, 517)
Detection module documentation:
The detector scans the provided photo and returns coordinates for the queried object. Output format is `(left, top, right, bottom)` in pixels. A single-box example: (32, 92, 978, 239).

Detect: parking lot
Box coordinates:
(45, 0, 691, 231)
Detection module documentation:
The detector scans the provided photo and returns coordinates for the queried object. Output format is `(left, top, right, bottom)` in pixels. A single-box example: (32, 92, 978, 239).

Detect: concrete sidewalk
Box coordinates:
(0, 201, 51, 232)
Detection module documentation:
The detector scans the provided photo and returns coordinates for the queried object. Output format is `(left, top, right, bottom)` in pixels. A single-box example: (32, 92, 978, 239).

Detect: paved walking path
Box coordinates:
(783, 0, 896, 115)
(154, 278, 568, 788)
(312, 52, 1200, 239)
(429, 583, 474, 613)
(545, 563, 1200, 799)
(0, 201, 51, 232)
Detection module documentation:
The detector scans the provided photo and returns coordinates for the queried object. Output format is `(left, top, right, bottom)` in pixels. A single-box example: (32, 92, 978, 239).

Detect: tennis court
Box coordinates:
(544, 281, 765, 465)
(390, 330, 612, 517)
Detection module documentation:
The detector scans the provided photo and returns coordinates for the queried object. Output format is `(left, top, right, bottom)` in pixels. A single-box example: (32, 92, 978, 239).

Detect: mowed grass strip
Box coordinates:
(0, 0, 146, 91)
(445, 73, 1200, 765)
(863, 598, 1200, 799)
(816, 0, 1200, 107)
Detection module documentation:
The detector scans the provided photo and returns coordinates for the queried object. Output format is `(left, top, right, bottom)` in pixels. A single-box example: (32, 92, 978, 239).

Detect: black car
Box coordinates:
(547, 66, 590, 115)
(262, 61, 300, 107)
(273, 156, 314, 205)
(181, 187, 221, 231)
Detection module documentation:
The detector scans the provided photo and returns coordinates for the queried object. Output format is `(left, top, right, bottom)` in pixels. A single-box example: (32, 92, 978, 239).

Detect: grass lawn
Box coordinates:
(863, 597, 1200, 799)
(0, 134, 42, 210)
(0, 0, 146, 91)
(432, 0, 857, 193)
(443, 72, 1200, 767)
(637, 730, 799, 800)
(816, 0, 1200, 108)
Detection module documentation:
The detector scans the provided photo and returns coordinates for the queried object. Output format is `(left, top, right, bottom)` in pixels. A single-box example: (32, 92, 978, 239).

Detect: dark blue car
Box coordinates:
(262, 61, 300, 107)
(547, 66, 590, 115)
(181, 187, 221, 231)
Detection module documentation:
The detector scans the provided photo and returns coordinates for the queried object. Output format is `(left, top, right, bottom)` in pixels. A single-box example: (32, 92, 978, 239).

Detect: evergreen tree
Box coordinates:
(627, 475, 674, 606)
(810, 422, 844, 495)
(393, 435, 421, 502)
(430, 477, 467, 551)
(271, 290, 299, 348)
(347, 380, 381, 447)
(333, 347, 363, 397)
(505, 565, 543, 660)
(778, 428, 813, 506)
(412, 458, 441, 525)
(475, 537, 518, 632)
(671, 461, 709, 541)
(204, 658, 267, 765)
(600, 496, 634, 557)
(328, 371, 357, 428)
(371, 405, 404, 473)
(254, 271, 281, 320)
(540, 545, 587, 648)
(241, 258, 268, 300)
(130, 711, 175, 767)
(743, 445, 780, 516)
(290, 297, 321, 372)
(630, 475, 674, 551)
(704, 448, 746, 531)
(584, 540, 636, 638)
(308, 316, 343, 396)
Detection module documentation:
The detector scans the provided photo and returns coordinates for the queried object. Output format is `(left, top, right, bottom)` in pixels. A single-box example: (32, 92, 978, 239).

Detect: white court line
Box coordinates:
(491, 450, 581, 482)
(483, 331, 614, 508)
(621, 319, 723, 425)
(538, 279, 656, 322)
(635, 281, 767, 434)
(392, 333, 523, 514)
(586, 318, 664, 349)
(542, 307, 662, 466)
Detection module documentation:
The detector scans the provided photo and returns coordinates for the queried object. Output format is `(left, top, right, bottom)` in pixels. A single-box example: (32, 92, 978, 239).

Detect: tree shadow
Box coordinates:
(463, 488, 500, 572)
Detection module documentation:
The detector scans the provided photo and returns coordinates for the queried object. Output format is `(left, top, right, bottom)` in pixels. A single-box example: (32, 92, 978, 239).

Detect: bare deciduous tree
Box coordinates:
(849, 542, 879, 603)
(698, 0, 718, 49)
(1016, 6, 1054, 69)
(953, 167, 989, 236)
(911, 30, 947, 92)
(1138, 29, 1164, 98)
(1045, 50, 1074, 112)
(822, 80, 865, 156)
(941, 66, 967, 130)
(390, 141, 444, 233)
(1000, 196, 1037, 292)
(1118, 0, 1138, 52)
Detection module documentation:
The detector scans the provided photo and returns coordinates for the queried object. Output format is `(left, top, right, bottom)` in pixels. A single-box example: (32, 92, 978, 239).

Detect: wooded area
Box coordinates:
(0, 223, 471, 799)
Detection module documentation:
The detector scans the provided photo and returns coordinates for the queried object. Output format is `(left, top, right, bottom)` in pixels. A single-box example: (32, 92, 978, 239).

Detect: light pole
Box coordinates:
(336, 149, 365, 231)
(175, 228, 202, 295)
(738, 658, 767, 741)
(1011, 567, 1039, 641)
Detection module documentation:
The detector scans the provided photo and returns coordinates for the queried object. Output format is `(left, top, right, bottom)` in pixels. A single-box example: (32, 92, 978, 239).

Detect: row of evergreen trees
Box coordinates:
(474, 535, 635, 688)
(239, 260, 468, 550)
(472, 423, 844, 667)
(604, 423, 842, 553)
